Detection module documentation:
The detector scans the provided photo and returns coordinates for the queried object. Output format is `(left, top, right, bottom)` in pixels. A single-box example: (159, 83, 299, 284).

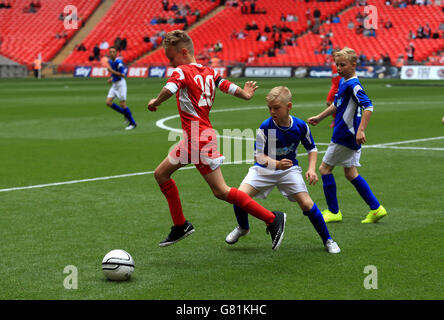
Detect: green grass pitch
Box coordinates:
(0, 77, 443, 300)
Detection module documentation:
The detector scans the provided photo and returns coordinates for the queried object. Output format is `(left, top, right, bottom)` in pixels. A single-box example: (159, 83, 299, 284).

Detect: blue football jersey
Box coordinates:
(332, 76, 373, 150)
(254, 116, 317, 168)
(109, 58, 126, 82)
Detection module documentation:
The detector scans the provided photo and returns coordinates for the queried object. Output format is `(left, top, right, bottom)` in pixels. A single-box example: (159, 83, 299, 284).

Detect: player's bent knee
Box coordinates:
(319, 163, 333, 176)
(211, 186, 230, 201)
(299, 199, 314, 213)
(344, 167, 358, 181)
(154, 168, 169, 184)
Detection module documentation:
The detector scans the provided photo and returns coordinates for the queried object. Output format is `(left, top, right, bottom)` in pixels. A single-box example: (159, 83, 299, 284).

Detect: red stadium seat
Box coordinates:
(0, 0, 101, 68)
(60, 0, 219, 72)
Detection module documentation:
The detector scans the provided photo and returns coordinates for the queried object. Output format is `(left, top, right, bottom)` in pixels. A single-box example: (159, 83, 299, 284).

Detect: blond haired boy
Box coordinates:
(226, 86, 340, 253)
(308, 47, 387, 223)
(147, 30, 286, 250)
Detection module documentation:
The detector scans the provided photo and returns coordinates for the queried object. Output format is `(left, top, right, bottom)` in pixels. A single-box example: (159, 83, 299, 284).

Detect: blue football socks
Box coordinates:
(122, 106, 136, 125)
(321, 174, 339, 214)
(110, 103, 125, 114)
(109, 103, 136, 125)
(303, 203, 331, 244)
(351, 175, 380, 210)
(233, 204, 250, 230)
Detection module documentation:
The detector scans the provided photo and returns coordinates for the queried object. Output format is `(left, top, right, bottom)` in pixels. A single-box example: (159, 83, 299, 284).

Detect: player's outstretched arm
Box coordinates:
(148, 87, 174, 112)
(307, 104, 336, 126)
(233, 81, 258, 100)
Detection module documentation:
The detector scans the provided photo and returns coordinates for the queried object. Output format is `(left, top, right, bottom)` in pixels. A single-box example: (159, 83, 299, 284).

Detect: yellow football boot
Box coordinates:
(361, 205, 387, 223)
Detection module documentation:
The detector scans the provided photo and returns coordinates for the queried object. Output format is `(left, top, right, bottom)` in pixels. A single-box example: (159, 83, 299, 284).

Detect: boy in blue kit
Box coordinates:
(225, 86, 340, 254)
(307, 47, 387, 224)
(105, 46, 137, 130)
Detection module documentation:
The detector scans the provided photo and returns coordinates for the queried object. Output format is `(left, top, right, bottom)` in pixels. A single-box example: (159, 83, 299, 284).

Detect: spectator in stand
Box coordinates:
(247, 51, 256, 64)
(432, 28, 440, 39)
(214, 40, 223, 52)
(162, 0, 169, 11)
(93, 44, 101, 61)
(313, 8, 321, 29)
(423, 23, 431, 38)
(358, 51, 367, 66)
(368, 56, 377, 66)
(384, 20, 393, 29)
(332, 15, 340, 23)
(406, 43, 415, 62)
(250, 0, 256, 14)
(150, 16, 158, 25)
(416, 25, 424, 39)
(383, 53, 391, 67)
(348, 20, 355, 29)
(0, 1, 5, 9)
(237, 30, 246, 39)
(272, 31, 282, 49)
(408, 30, 416, 40)
(267, 47, 276, 57)
(77, 43, 86, 52)
(170, 2, 178, 11)
(286, 13, 298, 22)
(259, 33, 268, 42)
(121, 38, 127, 51)
(100, 40, 109, 50)
(225, 0, 239, 7)
(114, 37, 122, 51)
(193, 9, 201, 21)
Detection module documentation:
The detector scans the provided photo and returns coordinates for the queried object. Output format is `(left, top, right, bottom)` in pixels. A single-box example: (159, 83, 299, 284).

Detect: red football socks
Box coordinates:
(159, 179, 186, 226)
(226, 188, 275, 224)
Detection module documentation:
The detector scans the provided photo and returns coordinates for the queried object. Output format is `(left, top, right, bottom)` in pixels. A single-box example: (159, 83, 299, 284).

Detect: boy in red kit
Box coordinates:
(326, 58, 341, 128)
(147, 30, 286, 250)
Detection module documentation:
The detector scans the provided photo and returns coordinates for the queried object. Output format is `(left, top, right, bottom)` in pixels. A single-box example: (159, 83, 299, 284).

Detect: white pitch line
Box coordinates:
(0, 151, 327, 193)
(2, 102, 443, 193)
(372, 136, 444, 146)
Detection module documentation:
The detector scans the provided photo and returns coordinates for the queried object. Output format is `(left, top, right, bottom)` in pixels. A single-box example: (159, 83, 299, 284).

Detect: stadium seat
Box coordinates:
(59, 0, 219, 72)
(0, 0, 101, 68)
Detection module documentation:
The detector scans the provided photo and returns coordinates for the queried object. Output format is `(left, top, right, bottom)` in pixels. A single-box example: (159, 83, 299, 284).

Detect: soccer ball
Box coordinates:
(102, 249, 134, 281)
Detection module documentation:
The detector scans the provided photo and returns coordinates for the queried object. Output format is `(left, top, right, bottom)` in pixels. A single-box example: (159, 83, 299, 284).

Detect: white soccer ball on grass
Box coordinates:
(102, 249, 134, 281)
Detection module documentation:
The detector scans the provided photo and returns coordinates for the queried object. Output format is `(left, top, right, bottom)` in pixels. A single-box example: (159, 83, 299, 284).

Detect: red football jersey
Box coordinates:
(165, 63, 237, 137)
(327, 63, 341, 102)
(164, 63, 238, 169)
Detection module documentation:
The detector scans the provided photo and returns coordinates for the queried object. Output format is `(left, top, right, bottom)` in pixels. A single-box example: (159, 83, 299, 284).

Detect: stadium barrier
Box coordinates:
(400, 65, 444, 80)
(0, 64, 27, 78)
(70, 64, 402, 79)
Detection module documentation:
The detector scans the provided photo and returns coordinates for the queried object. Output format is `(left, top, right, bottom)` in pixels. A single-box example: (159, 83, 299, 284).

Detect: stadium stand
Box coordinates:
(255, 0, 444, 66)
(59, 0, 219, 72)
(0, 0, 101, 68)
(134, 0, 355, 66)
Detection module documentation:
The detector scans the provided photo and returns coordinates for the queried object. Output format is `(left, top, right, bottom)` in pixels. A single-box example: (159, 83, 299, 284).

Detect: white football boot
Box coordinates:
(225, 226, 250, 245)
